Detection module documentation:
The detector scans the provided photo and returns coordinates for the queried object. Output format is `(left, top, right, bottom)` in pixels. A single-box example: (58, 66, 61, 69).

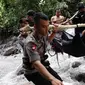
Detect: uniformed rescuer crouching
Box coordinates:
(22, 12, 64, 85)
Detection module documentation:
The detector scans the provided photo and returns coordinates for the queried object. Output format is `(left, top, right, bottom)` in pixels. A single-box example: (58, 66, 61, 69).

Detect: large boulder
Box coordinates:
(69, 59, 85, 83)
(71, 61, 81, 68)
(3, 46, 20, 56)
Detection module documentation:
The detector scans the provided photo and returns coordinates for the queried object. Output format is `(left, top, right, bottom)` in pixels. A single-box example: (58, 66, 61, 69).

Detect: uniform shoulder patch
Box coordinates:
(31, 43, 37, 51)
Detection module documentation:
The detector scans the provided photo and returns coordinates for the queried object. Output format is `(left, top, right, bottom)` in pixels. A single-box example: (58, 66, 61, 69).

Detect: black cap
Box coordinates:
(27, 10, 36, 16)
(78, 2, 85, 10)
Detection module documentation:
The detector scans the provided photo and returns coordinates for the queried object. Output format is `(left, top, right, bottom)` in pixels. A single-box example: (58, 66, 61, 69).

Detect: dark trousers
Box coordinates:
(24, 66, 63, 85)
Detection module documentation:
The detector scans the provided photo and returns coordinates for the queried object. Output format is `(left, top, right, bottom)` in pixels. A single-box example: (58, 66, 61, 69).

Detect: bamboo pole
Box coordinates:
(27, 23, 85, 32)
(49, 24, 85, 31)
(61, 11, 79, 25)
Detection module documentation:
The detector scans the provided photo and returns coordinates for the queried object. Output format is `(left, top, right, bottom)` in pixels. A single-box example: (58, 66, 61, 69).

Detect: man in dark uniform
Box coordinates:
(16, 25, 32, 75)
(72, 2, 85, 36)
(23, 12, 63, 85)
(26, 10, 36, 27)
(18, 25, 30, 49)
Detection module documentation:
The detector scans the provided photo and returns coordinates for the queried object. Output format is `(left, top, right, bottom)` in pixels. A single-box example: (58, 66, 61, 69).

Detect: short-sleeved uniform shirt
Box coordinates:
(18, 34, 26, 49)
(23, 33, 49, 74)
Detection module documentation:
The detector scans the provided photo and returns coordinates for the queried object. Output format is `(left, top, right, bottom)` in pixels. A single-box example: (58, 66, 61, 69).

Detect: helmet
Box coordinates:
(27, 10, 36, 16)
(77, 2, 85, 10)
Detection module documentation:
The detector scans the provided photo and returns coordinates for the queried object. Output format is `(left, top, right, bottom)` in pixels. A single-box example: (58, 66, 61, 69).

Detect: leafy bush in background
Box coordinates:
(0, 0, 84, 41)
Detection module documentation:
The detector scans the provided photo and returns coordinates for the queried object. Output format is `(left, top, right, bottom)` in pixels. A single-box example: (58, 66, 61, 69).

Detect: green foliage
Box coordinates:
(64, 0, 82, 15)
(0, 0, 84, 40)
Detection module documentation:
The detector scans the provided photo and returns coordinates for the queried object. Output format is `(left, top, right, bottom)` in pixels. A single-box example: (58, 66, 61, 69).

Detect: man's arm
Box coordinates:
(48, 31, 57, 42)
(48, 25, 59, 42)
(82, 30, 85, 35)
(32, 60, 63, 85)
